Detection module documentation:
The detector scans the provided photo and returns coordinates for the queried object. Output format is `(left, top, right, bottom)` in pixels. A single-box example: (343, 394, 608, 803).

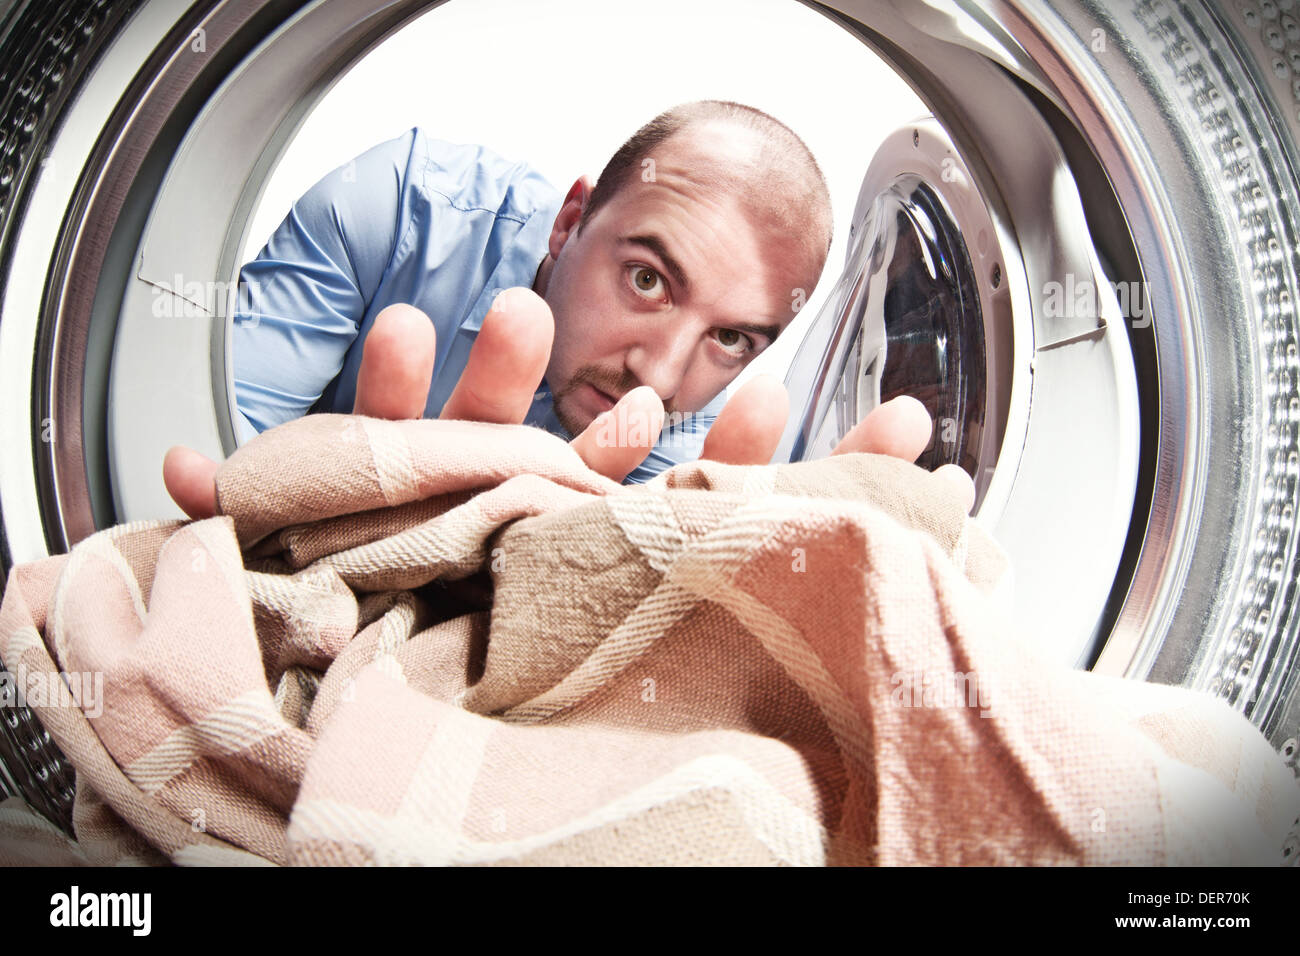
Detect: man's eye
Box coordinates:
(628, 265, 665, 299)
(713, 328, 754, 356)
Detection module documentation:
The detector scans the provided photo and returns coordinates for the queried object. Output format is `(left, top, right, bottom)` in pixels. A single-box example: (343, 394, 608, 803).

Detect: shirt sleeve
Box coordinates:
(232, 130, 416, 433)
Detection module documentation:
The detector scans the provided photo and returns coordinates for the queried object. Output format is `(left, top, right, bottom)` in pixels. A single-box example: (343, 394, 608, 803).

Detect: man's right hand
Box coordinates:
(162, 289, 664, 520)
(163, 288, 973, 520)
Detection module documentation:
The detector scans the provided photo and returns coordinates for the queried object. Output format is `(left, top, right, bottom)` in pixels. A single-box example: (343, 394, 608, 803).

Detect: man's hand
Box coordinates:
(163, 288, 975, 519)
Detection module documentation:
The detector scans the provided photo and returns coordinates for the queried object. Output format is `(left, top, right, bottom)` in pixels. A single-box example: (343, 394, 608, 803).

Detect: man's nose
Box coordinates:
(625, 324, 696, 405)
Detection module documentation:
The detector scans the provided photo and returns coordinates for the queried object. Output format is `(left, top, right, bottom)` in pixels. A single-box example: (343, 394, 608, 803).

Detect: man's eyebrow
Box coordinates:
(622, 234, 690, 292)
(621, 232, 782, 343)
(731, 321, 782, 343)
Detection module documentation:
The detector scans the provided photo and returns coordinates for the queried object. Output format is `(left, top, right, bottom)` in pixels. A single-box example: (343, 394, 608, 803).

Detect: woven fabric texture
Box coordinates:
(1, 413, 1295, 865)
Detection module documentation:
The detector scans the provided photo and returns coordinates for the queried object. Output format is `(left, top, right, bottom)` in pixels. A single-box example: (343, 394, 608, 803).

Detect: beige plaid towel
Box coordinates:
(1, 413, 1296, 865)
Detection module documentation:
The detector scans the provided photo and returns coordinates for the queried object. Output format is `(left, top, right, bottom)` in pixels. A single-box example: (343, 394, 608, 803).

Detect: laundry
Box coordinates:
(0, 412, 1295, 865)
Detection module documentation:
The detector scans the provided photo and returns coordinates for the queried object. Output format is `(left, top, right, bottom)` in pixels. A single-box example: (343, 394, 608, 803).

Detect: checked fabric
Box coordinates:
(0, 413, 1295, 865)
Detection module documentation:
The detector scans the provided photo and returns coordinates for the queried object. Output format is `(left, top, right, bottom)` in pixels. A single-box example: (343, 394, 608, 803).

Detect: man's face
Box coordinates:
(539, 125, 821, 437)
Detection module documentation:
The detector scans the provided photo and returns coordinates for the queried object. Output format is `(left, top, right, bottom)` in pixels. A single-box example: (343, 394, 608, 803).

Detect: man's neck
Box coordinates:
(532, 254, 554, 299)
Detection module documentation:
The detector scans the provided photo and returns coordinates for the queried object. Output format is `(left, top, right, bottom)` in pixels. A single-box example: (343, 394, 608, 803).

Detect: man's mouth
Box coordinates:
(582, 382, 620, 415)
(552, 367, 647, 436)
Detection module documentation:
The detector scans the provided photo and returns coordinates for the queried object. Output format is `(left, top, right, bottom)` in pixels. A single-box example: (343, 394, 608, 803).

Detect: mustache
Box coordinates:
(561, 365, 678, 415)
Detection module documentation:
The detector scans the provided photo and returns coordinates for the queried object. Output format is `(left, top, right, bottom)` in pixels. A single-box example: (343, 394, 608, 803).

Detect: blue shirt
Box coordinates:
(232, 127, 721, 484)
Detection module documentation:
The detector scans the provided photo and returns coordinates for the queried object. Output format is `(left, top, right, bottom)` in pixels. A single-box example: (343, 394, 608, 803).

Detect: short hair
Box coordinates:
(578, 100, 832, 260)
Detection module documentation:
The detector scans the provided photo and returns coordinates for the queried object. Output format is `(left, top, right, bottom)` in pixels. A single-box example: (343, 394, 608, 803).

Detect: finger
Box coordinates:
(569, 385, 665, 482)
(163, 445, 219, 520)
(352, 303, 438, 419)
(831, 394, 933, 461)
(440, 287, 554, 424)
(934, 463, 977, 514)
(698, 374, 789, 466)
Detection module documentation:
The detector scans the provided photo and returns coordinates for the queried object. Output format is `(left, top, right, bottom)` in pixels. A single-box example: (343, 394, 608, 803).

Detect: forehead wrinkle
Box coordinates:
(622, 233, 690, 291)
(657, 155, 810, 274)
(617, 159, 804, 325)
(622, 180, 741, 286)
(661, 121, 831, 279)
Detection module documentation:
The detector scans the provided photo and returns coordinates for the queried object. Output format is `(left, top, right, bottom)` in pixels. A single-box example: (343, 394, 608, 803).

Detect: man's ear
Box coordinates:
(548, 175, 592, 258)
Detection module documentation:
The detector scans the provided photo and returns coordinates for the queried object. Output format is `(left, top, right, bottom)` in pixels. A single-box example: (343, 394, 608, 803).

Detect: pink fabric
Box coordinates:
(0, 413, 1295, 865)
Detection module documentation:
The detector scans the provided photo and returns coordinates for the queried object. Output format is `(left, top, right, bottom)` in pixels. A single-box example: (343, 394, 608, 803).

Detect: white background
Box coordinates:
(239, 0, 928, 387)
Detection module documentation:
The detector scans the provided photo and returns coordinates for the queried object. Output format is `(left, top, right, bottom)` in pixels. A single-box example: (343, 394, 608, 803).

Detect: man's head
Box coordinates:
(532, 100, 833, 437)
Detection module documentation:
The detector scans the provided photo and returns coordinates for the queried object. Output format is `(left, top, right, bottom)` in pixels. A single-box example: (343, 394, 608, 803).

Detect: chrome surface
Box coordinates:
(1015, 0, 1299, 730)
(0, 0, 189, 565)
(781, 119, 1012, 508)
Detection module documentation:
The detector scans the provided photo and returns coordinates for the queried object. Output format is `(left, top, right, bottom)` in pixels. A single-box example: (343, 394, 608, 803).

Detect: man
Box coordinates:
(163, 101, 973, 515)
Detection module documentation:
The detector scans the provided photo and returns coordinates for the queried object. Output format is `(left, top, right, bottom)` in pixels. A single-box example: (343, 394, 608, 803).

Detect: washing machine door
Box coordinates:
(780, 123, 996, 488)
(780, 113, 1141, 676)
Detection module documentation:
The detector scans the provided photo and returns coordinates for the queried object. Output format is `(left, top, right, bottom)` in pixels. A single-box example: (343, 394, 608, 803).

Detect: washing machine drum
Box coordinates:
(1, 0, 1298, 844)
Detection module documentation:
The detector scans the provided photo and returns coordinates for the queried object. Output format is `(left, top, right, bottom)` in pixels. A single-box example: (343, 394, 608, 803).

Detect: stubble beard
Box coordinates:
(552, 364, 676, 437)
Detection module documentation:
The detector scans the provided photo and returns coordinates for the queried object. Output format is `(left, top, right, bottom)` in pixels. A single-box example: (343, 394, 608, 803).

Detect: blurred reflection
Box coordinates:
(784, 176, 985, 478)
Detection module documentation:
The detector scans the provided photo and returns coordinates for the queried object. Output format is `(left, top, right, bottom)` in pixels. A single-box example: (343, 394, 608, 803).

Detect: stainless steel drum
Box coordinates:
(1, 1, 1297, 857)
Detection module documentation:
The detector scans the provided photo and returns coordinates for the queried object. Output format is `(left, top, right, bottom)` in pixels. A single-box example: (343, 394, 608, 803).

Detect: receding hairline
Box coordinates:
(577, 100, 833, 263)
